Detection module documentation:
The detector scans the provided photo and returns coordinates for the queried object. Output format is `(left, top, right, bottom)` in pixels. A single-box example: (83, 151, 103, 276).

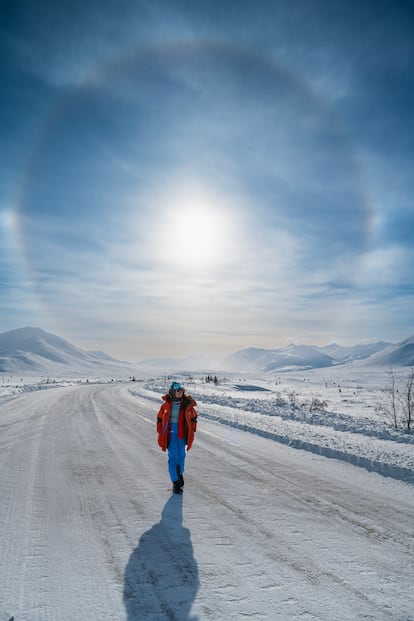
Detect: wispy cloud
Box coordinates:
(1, 1, 413, 357)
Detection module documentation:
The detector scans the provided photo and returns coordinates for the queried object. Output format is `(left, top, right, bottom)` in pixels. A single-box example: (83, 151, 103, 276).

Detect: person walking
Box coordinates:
(156, 381, 198, 494)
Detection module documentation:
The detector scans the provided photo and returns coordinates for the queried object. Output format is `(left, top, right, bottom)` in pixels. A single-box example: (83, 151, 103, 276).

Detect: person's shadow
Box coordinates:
(123, 494, 199, 620)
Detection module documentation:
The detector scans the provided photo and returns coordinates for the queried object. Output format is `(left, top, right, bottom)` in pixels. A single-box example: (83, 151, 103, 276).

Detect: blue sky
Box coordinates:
(0, 0, 413, 361)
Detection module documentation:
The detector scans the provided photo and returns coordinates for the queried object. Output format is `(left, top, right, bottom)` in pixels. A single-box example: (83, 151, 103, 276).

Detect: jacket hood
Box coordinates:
(162, 393, 197, 407)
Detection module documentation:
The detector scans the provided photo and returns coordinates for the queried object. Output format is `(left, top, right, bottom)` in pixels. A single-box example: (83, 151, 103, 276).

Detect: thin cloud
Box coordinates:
(1, 1, 413, 357)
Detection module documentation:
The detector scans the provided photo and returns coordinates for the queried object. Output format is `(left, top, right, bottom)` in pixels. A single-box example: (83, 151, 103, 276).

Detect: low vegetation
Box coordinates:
(376, 367, 413, 431)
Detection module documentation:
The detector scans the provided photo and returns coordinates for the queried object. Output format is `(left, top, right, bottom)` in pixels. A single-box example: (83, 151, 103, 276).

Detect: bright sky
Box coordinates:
(0, 0, 413, 361)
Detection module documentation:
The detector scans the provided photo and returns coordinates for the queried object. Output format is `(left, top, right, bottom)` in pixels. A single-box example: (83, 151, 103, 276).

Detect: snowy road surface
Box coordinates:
(0, 383, 413, 620)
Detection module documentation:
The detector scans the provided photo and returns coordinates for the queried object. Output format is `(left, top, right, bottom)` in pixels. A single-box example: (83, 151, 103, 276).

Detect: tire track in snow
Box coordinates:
(189, 419, 412, 620)
(1, 384, 413, 621)
(0, 392, 51, 621)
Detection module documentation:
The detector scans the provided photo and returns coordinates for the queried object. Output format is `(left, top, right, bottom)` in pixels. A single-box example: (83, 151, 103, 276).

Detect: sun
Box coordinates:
(155, 184, 237, 272)
(169, 205, 220, 268)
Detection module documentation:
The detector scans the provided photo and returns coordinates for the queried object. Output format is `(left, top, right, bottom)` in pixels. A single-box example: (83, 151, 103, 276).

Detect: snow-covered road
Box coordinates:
(0, 383, 413, 620)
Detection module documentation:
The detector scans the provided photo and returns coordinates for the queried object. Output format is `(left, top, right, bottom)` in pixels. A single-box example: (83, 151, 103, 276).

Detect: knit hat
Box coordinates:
(170, 381, 183, 391)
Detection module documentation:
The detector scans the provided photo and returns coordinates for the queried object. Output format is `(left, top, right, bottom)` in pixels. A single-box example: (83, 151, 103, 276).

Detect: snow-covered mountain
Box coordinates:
(221, 344, 335, 373)
(1, 327, 412, 376)
(0, 327, 133, 375)
(219, 338, 410, 373)
(318, 341, 391, 363)
(360, 335, 414, 367)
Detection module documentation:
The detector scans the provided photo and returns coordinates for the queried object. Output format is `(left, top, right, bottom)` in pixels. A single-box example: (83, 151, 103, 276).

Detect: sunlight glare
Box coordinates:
(156, 185, 238, 273)
(171, 206, 219, 267)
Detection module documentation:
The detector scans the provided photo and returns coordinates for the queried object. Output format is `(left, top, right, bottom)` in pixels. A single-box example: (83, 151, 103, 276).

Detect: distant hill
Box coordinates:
(219, 338, 412, 373)
(0, 327, 133, 375)
(221, 344, 334, 373)
(360, 335, 414, 367)
(319, 341, 391, 364)
(0, 327, 217, 375)
(1, 327, 412, 376)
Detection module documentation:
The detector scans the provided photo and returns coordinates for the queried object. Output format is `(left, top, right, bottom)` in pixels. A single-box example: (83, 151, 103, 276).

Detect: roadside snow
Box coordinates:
(134, 367, 414, 484)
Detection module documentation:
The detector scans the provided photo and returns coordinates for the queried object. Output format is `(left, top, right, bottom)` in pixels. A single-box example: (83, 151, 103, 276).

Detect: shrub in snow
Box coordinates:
(309, 398, 328, 413)
(376, 367, 413, 432)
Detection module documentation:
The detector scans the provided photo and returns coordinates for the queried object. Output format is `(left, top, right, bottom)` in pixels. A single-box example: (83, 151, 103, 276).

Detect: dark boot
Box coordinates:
(176, 465, 184, 489)
(173, 480, 183, 494)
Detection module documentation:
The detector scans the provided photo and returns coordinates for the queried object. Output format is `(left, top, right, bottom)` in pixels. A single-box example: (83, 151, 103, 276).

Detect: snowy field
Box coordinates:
(1, 365, 413, 483)
(1, 366, 414, 481)
(136, 366, 414, 483)
(0, 368, 413, 620)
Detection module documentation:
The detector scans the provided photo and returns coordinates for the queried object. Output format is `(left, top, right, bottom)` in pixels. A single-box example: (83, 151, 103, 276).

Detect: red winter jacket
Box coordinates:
(156, 394, 198, 452)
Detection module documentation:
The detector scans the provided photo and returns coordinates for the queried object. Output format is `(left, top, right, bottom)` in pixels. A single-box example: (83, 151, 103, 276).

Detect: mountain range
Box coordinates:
(0, 327, 413, 376)
(220, 340, 409, 373)
(0, 327, 133, 376)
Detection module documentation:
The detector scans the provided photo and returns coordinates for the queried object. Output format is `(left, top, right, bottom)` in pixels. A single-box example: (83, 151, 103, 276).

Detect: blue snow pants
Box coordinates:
(167, 423, 186, 483)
